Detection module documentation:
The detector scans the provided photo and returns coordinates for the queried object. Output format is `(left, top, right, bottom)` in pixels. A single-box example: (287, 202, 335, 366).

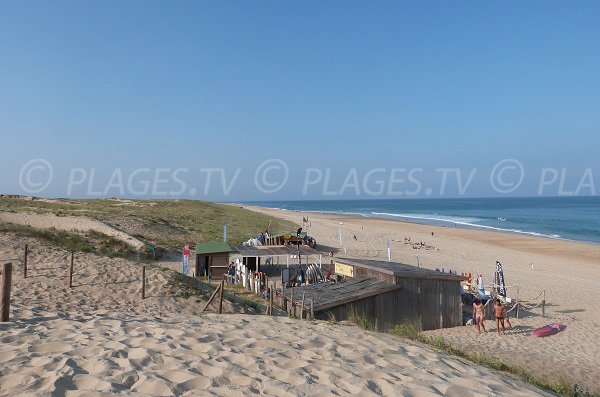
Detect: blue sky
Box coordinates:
(1, 1, 599, 200)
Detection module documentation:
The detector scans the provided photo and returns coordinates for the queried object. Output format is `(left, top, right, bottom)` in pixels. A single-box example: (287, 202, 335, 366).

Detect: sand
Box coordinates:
(244, 205, 600, 392)
(0, 224, 554, 395)
(0, 211, 146, 250)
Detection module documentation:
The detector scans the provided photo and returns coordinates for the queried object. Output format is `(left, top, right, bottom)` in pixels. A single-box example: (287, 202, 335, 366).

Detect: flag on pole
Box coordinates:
(182, 243, 191, 274)
(387, 239, 391, 262)
(224, 223, 227, 242)
(495, 261, 507, 297)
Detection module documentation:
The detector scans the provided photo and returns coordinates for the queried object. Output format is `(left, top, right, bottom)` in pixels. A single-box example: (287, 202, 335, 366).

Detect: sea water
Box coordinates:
(244, 196, 600, 244)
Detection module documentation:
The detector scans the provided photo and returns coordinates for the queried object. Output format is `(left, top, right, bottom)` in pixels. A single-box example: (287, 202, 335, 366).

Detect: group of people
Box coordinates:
(404, 236, 437, 251)
(257, 231, 270, 245)
(472, 297, 512, 335)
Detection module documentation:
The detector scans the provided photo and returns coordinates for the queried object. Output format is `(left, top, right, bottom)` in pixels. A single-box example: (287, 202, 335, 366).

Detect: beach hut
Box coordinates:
(233, 244, 321, 274)
(280, 258, 465, 332)
(195, 242, 234, 279)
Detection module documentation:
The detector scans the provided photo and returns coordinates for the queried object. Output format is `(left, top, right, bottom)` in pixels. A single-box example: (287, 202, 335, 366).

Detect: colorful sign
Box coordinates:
(335, 262, 354, 277)
(182, 243, 191, 275)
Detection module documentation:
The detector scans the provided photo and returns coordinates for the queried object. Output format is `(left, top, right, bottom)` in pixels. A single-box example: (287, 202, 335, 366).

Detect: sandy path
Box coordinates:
(244, 205, 600, 392)
(0, 211, 146, 250)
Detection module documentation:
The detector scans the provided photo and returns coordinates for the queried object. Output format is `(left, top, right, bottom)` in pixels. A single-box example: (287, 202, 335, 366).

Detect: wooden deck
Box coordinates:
(281, 277, 400, 312)
(337, 258, 465, 281)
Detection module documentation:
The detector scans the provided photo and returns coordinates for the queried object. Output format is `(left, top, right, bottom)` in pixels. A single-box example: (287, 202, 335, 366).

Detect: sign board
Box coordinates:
(335, 262, 354, 277)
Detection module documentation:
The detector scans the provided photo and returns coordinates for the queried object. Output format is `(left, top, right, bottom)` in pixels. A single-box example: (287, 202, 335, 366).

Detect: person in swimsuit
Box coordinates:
(494, 298, 506, 335)
(472, 298, 488, 334)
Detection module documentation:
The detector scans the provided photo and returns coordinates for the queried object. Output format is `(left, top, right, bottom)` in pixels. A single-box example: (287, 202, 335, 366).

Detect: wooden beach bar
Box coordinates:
(280, 258, 464, 332)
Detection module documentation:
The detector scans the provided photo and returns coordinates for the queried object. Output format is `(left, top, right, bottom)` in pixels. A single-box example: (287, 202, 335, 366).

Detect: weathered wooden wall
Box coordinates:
(314, 278, 462, 332)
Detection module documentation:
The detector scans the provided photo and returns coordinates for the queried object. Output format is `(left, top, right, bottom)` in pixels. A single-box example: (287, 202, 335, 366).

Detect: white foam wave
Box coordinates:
(370, 212, 563, 240)
(371, 212, 481, 225)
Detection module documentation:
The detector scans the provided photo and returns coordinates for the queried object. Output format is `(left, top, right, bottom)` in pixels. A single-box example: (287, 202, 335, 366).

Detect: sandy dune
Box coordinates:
(1, 309, 551, 396)
(0, 211, 146, 250)
(245, 205, 600, 392)
(0, 232, 554, 396)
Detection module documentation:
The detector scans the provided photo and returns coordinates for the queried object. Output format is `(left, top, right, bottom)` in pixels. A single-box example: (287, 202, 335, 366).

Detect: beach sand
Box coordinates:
(0, 228, 553, 396)
(244, 205, 600, 392)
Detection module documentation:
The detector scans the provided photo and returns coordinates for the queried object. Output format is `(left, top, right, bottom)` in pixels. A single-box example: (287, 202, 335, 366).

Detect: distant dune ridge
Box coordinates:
(0, 199, 595, 395)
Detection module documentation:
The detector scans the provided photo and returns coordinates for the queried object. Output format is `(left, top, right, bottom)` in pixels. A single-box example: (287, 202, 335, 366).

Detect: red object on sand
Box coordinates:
(532, 322, 563, 337)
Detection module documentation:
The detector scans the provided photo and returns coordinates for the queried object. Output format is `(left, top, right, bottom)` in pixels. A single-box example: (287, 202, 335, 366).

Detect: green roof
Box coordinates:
(195, 242, 234, 255)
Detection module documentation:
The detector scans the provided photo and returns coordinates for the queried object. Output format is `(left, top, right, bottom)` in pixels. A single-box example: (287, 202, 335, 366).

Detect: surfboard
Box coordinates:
(532, 322, 563, 337)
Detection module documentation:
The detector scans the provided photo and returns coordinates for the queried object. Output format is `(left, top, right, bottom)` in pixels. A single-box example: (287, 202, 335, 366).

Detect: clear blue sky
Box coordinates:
(1, 1, 599, 200)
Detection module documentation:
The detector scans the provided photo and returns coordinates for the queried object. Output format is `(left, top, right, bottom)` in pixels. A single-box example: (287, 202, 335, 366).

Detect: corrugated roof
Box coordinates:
(338, 258, 465, 281)
(195, 242, 234, 255)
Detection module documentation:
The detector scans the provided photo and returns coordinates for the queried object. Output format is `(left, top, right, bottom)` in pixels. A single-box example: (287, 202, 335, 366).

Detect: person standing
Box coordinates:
(473, 298, 488, 334)
(494, 298, 506, 335)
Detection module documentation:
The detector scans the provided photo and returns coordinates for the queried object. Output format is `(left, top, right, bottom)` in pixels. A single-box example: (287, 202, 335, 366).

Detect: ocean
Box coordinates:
(244, 196, 600, 244)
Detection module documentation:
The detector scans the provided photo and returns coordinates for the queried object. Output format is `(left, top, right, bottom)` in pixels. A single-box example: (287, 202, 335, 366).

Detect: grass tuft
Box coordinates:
(347, 307, 374, 331)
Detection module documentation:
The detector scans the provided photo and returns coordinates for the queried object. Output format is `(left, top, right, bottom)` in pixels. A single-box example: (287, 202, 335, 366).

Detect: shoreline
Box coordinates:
(235, 202, 600, 246)
(241, 204, 600, 264)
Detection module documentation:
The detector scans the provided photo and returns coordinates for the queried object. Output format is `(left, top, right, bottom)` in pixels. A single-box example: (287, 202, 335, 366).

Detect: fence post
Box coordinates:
(69, 252, 74, 288)
(142, 265, 146, 299)
(1, 263, 13, 322)
(310, 299, 314, 320)
(300, 291, 306, 320)
(23, 245, 28, 279)
(218, 280, 225, 314)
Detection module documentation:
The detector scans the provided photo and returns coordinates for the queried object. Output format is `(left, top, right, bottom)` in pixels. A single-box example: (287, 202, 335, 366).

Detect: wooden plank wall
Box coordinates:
(353, 267, 396, 284)
(314, 278, 462, 332)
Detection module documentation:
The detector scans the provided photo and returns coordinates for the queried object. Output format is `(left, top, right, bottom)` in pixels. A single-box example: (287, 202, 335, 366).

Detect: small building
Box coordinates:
(195, 242, 234, 279)
(280, 258, 464, 332)
(233, 244, 322, 274)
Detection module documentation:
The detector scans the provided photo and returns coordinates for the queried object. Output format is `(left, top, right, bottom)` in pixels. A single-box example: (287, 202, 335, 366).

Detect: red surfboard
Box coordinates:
(532, 322, 563, 337)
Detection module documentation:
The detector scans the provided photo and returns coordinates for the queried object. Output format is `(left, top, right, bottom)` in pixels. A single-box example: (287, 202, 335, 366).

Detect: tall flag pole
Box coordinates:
(224, 223, 227, 242)
(387, 239, 391, 262)
(495, 261, 507, 297)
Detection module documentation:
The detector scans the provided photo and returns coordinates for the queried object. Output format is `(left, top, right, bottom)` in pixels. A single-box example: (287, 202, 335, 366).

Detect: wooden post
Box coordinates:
(23, 245, 28, 279)
(310, 299, 314, 320)
(300, 291, 306, 320)
(141, 266, 146, 299)
(1, 263, 13, 322)
(218, 280, 224, 314)
(202, 283, 221, 312)
(69, 252, 74, 288)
